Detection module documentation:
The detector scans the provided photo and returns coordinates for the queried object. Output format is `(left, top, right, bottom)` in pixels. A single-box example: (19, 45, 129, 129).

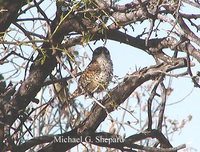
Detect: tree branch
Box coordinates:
(37, 58, 187, 151)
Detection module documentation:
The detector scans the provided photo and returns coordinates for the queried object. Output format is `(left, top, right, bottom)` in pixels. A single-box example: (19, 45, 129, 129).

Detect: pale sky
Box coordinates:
(1, 0, 200, 151)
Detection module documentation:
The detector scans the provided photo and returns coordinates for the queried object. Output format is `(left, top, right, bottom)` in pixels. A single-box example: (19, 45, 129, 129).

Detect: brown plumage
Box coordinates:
(70, 46, 113, 99)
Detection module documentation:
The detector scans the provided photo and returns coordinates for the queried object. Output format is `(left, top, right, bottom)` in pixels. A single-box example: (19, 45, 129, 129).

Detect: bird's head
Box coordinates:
(92, 46, 111, 61)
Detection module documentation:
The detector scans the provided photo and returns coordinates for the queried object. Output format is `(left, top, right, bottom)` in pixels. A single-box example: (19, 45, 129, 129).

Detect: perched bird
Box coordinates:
(70, 46, 113, 99)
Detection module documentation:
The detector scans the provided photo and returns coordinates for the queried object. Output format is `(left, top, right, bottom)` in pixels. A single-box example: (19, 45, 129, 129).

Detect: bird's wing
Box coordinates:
(78, 60, 101, 90)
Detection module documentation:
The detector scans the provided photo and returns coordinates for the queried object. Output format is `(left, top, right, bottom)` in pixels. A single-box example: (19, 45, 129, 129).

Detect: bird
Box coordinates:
(70, 46, 113, 99)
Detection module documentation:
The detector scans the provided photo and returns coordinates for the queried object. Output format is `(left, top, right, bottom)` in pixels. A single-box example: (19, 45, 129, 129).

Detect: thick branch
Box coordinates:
(38, 58, 187, 151)
(18, 129, 186, 152)
(0, 0, 27, 37)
